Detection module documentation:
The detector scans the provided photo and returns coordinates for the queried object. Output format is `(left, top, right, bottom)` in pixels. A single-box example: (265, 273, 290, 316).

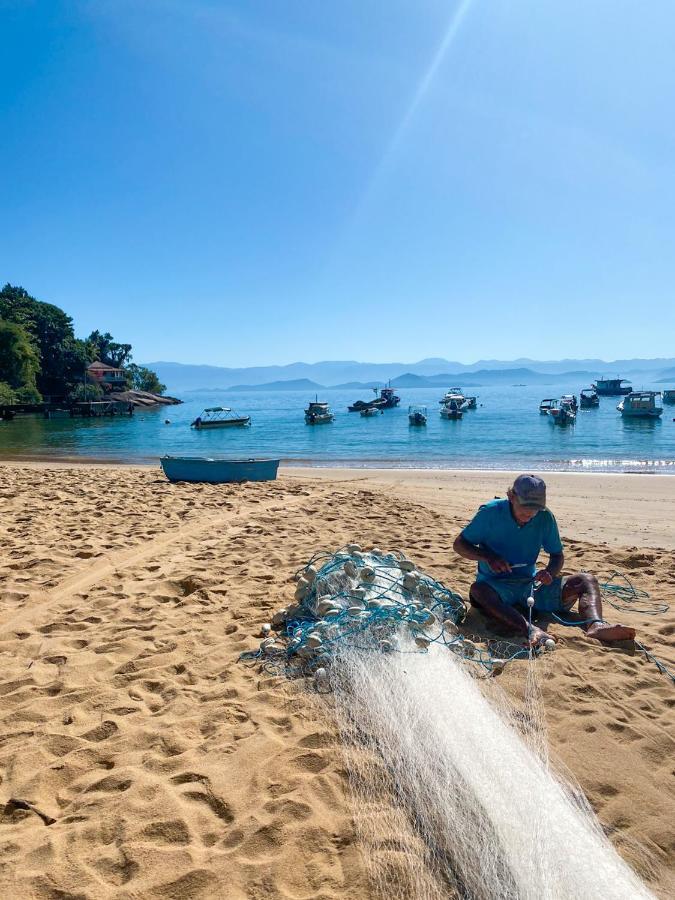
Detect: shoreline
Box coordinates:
(1, 451, 675, 476)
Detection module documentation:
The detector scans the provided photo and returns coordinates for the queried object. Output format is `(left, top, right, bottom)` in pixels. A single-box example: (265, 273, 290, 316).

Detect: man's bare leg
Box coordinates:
(470, 582, 554, 648)
(561, 574, 635, 642)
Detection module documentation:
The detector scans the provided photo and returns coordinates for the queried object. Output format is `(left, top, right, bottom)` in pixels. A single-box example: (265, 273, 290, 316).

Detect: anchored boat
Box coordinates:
(539, 398, 557, 415)
(579, 388, 599, 408)
(592, 377, 632, 396)
(191, 407, 250, 428)
(408, 405, 427, 426)
(305, 397, 334, 425)
(160, 456, 279, 483)
(617, 391, 663, 418)
(662, 389, 675, 405)
(440, 398, 463, 420)
(548, 397, 576, 426)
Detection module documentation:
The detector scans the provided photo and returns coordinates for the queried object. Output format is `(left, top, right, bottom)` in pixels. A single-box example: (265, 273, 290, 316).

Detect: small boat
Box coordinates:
(539, 398, 557, 415)
(439, 387, 464, 405)
(462, 396, 478, 410)
(561, 394, 578, 412)
(348, 399, 375, 412)
(440, 399, 463, 420)
(662, 389, 675, 405)
(160, 456, 279, 483)
(305, 397, 334, 424)
(579, 388, 599, 408)
(191, 407, 250, 428)
(373, 383, 401, 409)
(617, 391, 663, 419)
(408, 405, 427, 426)
(360, 406, 381, 417)
(592, 377, 632, 396)
(548, 398, 576, 426)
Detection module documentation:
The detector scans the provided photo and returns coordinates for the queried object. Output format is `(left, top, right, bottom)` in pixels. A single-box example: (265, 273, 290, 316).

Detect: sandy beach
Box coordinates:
(0, 461, 673, 898)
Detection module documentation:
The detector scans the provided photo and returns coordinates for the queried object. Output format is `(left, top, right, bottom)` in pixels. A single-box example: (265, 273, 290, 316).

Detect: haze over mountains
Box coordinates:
(144, 358, 675, 393)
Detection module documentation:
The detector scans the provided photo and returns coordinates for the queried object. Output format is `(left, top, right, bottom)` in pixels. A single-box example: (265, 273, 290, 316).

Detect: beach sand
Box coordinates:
(0, 461, 673, 898)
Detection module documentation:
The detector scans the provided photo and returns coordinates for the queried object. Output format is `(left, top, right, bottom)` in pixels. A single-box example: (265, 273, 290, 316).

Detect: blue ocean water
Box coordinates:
(1, 382, 674, 472)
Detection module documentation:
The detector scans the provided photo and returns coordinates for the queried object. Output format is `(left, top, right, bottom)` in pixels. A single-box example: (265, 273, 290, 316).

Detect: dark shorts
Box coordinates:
(476, 576, 566, 613)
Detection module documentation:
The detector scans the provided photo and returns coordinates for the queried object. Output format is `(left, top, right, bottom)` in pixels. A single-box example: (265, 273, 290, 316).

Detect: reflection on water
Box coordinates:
(1, 381, 674, 473)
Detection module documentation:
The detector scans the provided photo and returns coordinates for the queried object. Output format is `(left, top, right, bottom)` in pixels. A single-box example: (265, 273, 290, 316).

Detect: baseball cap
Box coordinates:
(512, 474, 547, 509)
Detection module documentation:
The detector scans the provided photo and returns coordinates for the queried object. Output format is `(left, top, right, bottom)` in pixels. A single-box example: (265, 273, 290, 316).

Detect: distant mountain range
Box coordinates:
(143, 358, 675, 393)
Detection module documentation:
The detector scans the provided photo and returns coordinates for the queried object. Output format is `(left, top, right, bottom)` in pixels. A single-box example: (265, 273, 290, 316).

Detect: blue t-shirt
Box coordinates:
(461, 498, 563, 582)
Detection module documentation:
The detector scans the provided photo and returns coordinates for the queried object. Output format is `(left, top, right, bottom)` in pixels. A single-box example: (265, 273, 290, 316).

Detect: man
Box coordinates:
(453, 474, 635, 648)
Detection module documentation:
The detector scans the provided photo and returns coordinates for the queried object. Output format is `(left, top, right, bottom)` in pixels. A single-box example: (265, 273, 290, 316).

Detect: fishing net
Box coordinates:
(240, 545, 537, 679)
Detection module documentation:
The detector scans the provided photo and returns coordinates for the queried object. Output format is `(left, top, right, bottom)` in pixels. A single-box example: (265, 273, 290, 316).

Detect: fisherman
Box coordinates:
(453, 474, 636, 648)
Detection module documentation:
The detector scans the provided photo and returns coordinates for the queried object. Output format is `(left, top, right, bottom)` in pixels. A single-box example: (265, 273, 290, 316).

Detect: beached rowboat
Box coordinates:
(160, 456, 280, 483)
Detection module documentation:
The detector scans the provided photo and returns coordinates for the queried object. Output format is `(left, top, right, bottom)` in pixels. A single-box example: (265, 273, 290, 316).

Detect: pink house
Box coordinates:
(87, 361, 126, 389)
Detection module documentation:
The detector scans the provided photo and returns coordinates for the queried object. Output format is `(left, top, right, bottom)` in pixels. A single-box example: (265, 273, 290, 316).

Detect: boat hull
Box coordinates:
(192, 418, 250, 428)
(618, 409, 663, 418)
(160, 456, 280, 483)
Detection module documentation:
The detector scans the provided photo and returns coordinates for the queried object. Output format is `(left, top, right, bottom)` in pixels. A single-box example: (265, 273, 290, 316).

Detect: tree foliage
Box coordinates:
(0, 319, 41, 397)
(86, 330, 133, 368)
(0, 284, 95, 396)
(125, 363, 166, 395)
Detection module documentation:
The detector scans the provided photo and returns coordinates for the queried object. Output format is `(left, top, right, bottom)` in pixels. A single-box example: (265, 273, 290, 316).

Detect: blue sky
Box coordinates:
(2, 0, 674, 366)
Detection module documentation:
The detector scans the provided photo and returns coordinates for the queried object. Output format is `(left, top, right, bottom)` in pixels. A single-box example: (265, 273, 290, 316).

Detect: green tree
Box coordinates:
(0, 284, 95, 396)
(125, 363, 166, 395)
(69, 382, 103, 402)
(0, 382, 16, 404)
(0, 319, 41, 398)
(86, 330, 133, 368)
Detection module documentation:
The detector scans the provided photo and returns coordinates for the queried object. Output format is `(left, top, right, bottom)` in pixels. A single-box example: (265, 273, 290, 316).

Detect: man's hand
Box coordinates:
(484, 552, 512, 575)
(534, 569, 553, 586)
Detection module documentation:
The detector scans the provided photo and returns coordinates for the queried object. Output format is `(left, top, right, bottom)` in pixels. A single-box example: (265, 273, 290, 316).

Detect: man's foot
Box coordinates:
(529, 626, 556, 649)
(586, 622, 636, 642)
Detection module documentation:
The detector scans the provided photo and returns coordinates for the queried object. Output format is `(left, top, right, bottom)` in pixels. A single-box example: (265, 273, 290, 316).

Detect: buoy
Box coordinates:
(352, 551, 364, 564)
(399, 560, 415, 573)
(344, 561, 358, 578)
(366, 599, 382, 609)
(379, 640, 393, 652)
(544, 638, 556, 651)
(297, 646, 315, 659)
(443, 619, 458, 635)
(463, 639, 476, 657)
(261, 623, 272, 636)
(307, 633, 323, 649)
(351, 587, 366, 600)
(272, 609, 287, 626)
(317, 599, 336, 616)
(260, 637, 276, 652)
(348, 606, 364, 616)
(304, 565, 317, 584)
(315, 667, 328, 683)
(526, 595, 535, 608)
(415, 636, 430, 649)
(324, 608, 342, 618)
(295, 578, 310, 601)
(360, 566, 376, 582)
(371, 546, 382, 555)
(403, 573, 419, 592)
(347, 543, 362, 553)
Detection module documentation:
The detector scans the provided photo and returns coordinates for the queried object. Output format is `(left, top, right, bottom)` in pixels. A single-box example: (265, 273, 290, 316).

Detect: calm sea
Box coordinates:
(1, 382, 674, 473)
